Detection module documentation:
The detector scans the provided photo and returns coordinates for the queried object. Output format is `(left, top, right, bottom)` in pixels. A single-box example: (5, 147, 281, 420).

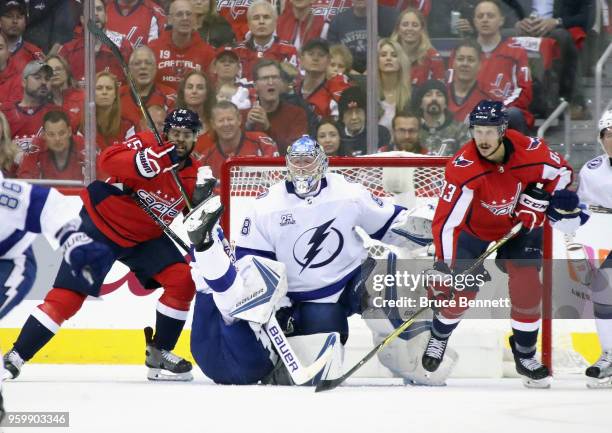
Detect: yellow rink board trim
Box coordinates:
(0, 329, 603, 365)
(0, 329, 195, 364)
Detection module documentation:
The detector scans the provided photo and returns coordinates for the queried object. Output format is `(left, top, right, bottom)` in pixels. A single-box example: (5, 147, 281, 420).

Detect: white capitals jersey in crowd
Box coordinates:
(236, 173, 401, 303)
(577, 155, 612, 208)
(0, 171, 81, 258)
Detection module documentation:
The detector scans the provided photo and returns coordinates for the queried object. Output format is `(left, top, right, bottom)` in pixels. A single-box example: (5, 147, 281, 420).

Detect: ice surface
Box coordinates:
(2, 365, 611, 433)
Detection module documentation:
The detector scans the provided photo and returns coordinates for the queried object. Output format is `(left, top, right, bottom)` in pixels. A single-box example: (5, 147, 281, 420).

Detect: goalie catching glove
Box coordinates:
(512, 184, 550, 232)
(135, 141, 179, 178)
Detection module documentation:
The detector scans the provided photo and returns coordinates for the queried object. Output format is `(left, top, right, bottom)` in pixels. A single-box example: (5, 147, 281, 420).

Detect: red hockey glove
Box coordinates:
(513, 184, 550, 232)
(135, 142, 178, 178)
(424, 261, 454, 302)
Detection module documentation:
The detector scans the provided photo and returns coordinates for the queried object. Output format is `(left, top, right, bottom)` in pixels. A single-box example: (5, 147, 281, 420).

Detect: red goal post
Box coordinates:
(220, 155, 553, 371)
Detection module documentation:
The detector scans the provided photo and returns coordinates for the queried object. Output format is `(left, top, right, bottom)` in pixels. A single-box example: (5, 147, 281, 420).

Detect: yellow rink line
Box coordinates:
(0, 329, 604, 366)
(0, 329, 195, 364)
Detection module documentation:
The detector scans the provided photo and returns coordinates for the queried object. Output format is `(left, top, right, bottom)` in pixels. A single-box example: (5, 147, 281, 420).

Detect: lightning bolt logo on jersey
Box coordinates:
(236, 173, 402, 302)
(293, 218, 344, 274)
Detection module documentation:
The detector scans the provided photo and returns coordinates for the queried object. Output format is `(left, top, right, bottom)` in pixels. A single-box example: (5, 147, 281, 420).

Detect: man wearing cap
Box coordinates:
(338, 86, 391, 156)
(211, 46, 251, 111)
(58, 0, 132, 86)
(120, 45, 176, 128)
(0, 0, 43, 72)
(234, 1, 299, 82)
(244, 59, 308, 155)
(295, 38, 350, 121)
(414, 79, 470, 156)
(1, 60, 60, 154)
(149, 0, 214, 91)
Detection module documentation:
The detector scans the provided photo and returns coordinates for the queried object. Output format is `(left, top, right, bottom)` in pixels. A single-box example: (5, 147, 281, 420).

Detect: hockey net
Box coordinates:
(219, 154, 586, 377)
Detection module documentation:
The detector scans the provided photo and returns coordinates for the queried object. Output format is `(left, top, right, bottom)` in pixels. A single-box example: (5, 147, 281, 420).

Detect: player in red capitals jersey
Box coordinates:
(234, 1, 299, 82)
(149, 0, 215, 91)
(471, 1, 533, 132)
(423, 101, 574, 389)
(59, 0, 132, 85)
(295, 38, 350, 120)
(105, 0, 166, 47)
(4, 109, 214, 382)
(195, 100, 279, 179)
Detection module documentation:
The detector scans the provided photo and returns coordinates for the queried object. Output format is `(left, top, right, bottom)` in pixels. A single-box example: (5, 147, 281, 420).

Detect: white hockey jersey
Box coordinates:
(0, 172, 81, 259)
(235, 173, 403, 303)
(577, 155, 612, 208)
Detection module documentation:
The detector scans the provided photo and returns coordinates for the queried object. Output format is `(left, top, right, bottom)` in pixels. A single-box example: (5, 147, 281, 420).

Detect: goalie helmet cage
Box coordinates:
(220, 155, 553, 373)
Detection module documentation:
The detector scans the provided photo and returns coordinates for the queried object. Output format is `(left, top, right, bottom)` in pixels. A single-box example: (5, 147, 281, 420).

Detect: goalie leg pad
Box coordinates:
(191, 292, 276, 385)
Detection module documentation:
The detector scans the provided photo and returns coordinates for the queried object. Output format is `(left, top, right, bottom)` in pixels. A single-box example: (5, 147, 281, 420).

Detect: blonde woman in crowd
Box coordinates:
(378, 38, 412, 133)
(391, 7, 445, 86)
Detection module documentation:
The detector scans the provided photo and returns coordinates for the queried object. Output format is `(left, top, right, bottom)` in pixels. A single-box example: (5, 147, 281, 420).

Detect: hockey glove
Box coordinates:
(192, 166, 217, 207)
(135, 142, 179, 178)
(424, 261, 455, 302)
(60, 228, 114, 287)
(513, 184, 550, 232)
(547, 190, 590, 234)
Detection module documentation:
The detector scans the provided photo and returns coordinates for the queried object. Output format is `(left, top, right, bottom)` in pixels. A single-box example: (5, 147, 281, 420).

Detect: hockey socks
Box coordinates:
(431, 316, 460, 340)
(12, 314, 57, 362)
(153, 303, 188, 351)
(510, 320, 540, 358)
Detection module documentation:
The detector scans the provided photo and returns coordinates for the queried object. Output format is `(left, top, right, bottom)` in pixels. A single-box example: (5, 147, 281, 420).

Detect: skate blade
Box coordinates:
(521, 375, 552, 389)
(586, 376, 612, 389)
(147, 368, 193, 382)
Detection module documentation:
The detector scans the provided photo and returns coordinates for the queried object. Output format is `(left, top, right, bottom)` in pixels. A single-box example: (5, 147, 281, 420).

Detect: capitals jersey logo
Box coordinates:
(293, 218, 344, 273)
(135, 189, 183, 221)
(527, 137, 542, 150)
(480, 183, 521, 216)
(453, 152, 473, 168)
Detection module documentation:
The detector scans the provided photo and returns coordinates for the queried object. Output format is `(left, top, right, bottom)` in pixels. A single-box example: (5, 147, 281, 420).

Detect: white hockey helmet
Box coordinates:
(598, 110, 612, 152)
(286, 135, 328, 196)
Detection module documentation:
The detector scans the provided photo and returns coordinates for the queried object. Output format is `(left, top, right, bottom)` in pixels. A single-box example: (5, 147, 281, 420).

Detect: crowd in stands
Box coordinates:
(0, 0, 608, 183)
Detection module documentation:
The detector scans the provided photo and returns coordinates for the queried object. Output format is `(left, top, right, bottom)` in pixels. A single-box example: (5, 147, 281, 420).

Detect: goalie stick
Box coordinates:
(86, 20, 193, 211)
(315, 222, 523, 392)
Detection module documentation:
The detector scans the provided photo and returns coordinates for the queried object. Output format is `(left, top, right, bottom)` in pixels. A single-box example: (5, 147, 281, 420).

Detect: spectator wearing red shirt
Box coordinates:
(295, 38, 350, 122)
(149, 0, 215, 91)
(2, 61, 59, 154)
(216, 0, 251, 42)
(0, 111, 20, 177)
(120, 46, 176, 128)
(46, 55, 84, 132)
(175, 70, 215, 135)
(391, 8, 445, 86)
(93, 71, 135, 152)
(472, 0, 532, 132)
(244, 59, 308, 155)
(137, 104, 166, 133)
(194, 100, 279, 179)
(191, 0, 235, 47)
(59, 0, 132, 86)
(105, 0, 166, 47)
(234, 1, 299, 82)
(447, 39, 490, 123)
(0, 33, 22, 108)
(0, 0, 43, 73)
(18, 110, 84, 181)
(277, 0, 328, 52)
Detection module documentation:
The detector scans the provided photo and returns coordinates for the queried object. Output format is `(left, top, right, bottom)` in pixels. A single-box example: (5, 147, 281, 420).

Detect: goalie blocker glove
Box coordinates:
(513, 184, 550, 232)
(135, 141, 179, 178)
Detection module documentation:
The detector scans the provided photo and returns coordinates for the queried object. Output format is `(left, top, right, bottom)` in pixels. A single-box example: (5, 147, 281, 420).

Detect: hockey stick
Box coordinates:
(314, 222, 523, 392)
(585, 204, 612, 214)
(263, 315, 337, 386)
(86, 20, 193, 211)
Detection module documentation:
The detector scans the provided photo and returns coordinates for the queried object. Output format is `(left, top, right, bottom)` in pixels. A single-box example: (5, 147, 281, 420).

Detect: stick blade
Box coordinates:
(314, 378, 343, 393)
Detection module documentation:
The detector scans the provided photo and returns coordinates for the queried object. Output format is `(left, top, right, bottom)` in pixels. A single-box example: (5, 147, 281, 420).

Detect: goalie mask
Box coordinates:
(286, 135, 328, 196)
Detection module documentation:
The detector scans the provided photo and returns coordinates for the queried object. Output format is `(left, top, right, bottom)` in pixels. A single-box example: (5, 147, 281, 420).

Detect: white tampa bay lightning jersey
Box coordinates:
(577, 155, 612, 208)
(235, 173, 402, 303)
(0, 172, 81, 259)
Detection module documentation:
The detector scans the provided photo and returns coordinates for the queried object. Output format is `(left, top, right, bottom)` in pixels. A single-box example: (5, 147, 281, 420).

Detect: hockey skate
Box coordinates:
(3, 349, 25, 380)
(184, 195, 223, 251)
(585, 350, 612, 388)
(144, 327, 193, 381)
(509, 336, 551, 388)
(422, 334, 449, 373)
